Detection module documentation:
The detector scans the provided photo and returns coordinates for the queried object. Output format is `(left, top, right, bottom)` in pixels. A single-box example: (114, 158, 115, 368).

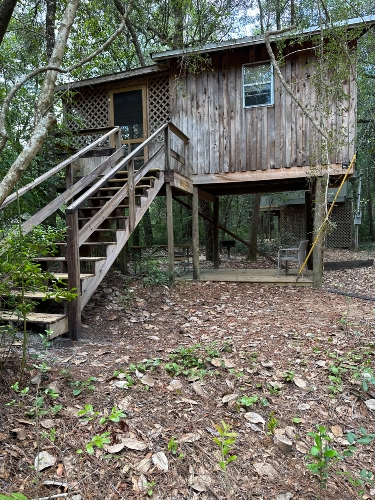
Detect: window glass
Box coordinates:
(243, 64, 273, 107)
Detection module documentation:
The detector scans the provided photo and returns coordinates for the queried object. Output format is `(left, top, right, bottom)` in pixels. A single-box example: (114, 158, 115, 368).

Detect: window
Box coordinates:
(243, 63, 274, 108)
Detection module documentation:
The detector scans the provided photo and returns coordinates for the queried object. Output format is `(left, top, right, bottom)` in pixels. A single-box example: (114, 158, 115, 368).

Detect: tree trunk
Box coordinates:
(313, 177, 326, 288)
(246, 193, 261, 261)
(367, 171, 374, 241)
(0, 0, 79, 205)
(0, 0, 17, 45)
(199, 199, 213, 261)
(46, 0, 56, 59)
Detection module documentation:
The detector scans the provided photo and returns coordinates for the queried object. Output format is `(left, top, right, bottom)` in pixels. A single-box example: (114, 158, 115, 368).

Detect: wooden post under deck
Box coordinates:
(313, 177, 326, 289)
(166, 182, 174, 283)
(213, 196, 219, 269)
(66, 211, 81, 341)
(192, 186, 200, 280)
(305, 187, 314, 271)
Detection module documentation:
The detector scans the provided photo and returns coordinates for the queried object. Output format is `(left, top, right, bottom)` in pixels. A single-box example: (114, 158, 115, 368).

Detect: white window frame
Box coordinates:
(243, 61, 274, 108)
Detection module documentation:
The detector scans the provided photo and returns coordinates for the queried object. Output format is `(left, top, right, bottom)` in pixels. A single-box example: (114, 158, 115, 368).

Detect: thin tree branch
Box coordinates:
(0, 0, 133, 154)
(264, 27, 329, 141)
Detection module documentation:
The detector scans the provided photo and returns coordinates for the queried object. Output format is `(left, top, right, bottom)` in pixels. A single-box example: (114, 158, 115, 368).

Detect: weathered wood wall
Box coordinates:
(169, 42, 356, 178)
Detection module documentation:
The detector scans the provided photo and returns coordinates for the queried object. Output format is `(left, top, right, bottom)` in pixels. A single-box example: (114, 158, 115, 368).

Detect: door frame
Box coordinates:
(109, 85, 148, 152)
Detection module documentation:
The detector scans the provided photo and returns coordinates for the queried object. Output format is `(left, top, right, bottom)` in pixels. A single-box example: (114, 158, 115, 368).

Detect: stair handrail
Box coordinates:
(64, 121, 189, 248)
(0, 127, 121, 210)
(65, 122, 170, 213)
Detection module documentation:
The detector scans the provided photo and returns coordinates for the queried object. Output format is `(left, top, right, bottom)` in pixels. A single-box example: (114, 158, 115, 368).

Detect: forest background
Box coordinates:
(0, 0, 375, 255)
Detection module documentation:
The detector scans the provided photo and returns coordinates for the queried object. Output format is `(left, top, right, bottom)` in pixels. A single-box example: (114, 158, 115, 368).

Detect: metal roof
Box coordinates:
(56, 63, 169, 91)
(151, 15, 375, 62)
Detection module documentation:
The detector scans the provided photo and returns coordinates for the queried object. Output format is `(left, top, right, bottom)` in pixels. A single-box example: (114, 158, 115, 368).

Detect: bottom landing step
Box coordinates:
(0, 312, 68, 338)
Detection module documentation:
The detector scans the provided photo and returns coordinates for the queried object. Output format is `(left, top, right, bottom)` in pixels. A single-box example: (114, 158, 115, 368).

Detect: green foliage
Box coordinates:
(306, 425, 339, 491)
(99, 407, 126, 425)
(70, 376, 97, 396)
(78, 432, 111, 455)
(0, 494, 28, 500)
(267, 412, 278, 435)
(167, 437, 179, 455)
(238, 395, 258, 407)
(139, 260, 174, 287)
(213, 421, 238, 472)
(283, 370, 295, 382)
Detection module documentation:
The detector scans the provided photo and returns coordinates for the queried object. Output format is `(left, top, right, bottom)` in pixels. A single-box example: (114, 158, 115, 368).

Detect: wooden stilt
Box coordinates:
(313, 177, 326, 289)
(305, 187, 314, 271)
(192, 186, 200, 280)
(213, 196, 219, 269)
(66, 211, 81, 341)
(166, 182, 175, 283)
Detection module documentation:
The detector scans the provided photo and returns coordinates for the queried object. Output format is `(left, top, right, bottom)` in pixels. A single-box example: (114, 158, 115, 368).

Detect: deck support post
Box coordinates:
(66, 211, 81, 341)
(305, 187, 314, 271)
(166, 182, 175, 283)
(192, 186, 200, 280)
(312, 177, 326, 289)
(213, 196, 219, 269)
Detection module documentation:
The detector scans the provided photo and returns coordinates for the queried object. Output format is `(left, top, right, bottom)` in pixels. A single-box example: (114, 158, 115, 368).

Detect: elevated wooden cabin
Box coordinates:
(1, 18, 372, 339)
(61, 18, 367, 195)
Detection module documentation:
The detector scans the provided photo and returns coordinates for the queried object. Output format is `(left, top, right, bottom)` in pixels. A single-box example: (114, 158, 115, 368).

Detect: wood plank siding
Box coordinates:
(169, 42, 356, 181)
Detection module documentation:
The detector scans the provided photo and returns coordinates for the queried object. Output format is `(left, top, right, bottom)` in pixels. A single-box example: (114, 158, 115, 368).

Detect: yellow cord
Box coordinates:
(296, 154, 356, 281)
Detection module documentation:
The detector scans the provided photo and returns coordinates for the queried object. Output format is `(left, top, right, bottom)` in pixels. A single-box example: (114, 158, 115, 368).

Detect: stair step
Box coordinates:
(56, 242, 117, 246)
(78, 217, 128, 221)
(8, 290, 65, 300)
(0, 312, 68, 338)
(88, 195, 142, 200)
(34, 257, 106, 262)
(99, 184, 150, 192)
(107, 176, 156, 184)
(116, 168, 161, 175)
(79, 205, 129, 210)
(52, 273, 94, 280)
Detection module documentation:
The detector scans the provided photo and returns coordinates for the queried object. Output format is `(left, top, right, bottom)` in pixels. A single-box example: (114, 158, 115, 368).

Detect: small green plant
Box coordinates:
(77, 432, 111, 455)
(283, 370, 295, 382)
(327, 374, 343, 394)
(146, 480, 155, 497)
(260, 397, 269, 406)
(0, 494, 28, 500)
(77, 404, 100, 421)
(70, 376, 97, 396)
(213, 421, 238, 471)
(267, 412, 278, 435)
(306, 425, 339, 492)
(238, 395, 258, 407)
(267, 383, 282, 396)
(99, 406, 126, 425)
(42, 427, 57, 442)
(293, 417, 302, 424)
(167, 437, 179, 455)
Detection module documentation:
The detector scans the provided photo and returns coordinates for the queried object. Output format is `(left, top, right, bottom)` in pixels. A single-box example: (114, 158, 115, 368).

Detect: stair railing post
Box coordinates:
(164, 126, 170, 172)
(66, 210, 81, 341)
(128, 159, 135, 233)
(115, 128, 122, 151)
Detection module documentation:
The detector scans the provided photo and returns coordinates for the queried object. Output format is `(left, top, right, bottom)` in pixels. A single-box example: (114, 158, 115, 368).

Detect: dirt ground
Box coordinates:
(1, 249, 375, 500)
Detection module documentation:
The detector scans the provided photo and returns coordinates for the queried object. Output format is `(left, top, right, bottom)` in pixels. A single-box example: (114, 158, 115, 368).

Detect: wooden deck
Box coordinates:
(179, 268, 312, 286)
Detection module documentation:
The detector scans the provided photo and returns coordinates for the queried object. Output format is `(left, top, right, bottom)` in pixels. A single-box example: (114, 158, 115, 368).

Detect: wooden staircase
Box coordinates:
(0, 123, 189, 340)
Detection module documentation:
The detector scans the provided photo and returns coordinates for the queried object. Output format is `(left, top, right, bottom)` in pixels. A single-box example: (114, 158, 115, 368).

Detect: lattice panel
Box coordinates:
(148, 75, 170, 136)
(65, 87, 109, 147)
(280, 206, 306, 245)
(327, 200, 352, 248)
(280, 201, 352, 248)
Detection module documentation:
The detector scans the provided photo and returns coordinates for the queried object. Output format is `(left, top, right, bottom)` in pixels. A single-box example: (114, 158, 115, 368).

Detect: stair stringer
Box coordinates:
(80, 171, 165, 309)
